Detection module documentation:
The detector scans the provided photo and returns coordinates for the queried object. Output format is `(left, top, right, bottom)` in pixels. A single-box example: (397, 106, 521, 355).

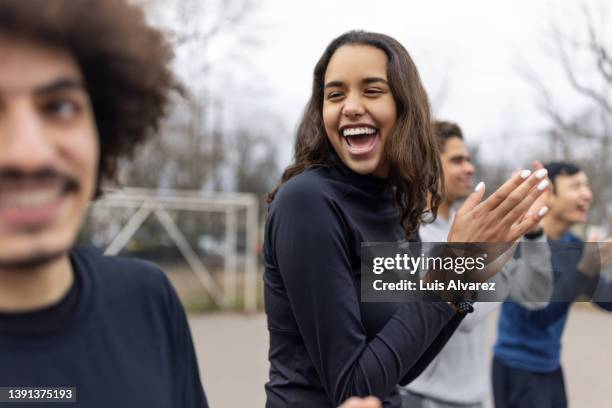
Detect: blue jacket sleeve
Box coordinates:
(524, 267, 595, 327)
(593, 276, 612, 311)
(269, 182, 460, 405)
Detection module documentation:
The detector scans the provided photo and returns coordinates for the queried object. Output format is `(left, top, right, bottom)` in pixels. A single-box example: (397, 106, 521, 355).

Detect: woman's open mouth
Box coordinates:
(341, 126, 379, 156)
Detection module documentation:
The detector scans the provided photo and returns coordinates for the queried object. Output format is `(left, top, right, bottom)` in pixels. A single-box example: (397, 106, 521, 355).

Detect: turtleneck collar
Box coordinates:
(327, 152, 392, 196)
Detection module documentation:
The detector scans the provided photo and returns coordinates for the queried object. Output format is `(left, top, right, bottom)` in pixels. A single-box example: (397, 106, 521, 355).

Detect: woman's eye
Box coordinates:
(43, 100, 81, 119)
(365, 88, 383, 96)
(327, 92, 344, 100)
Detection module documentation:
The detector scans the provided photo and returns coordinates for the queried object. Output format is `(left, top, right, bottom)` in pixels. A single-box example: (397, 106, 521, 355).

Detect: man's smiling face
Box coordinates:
(0, 35, 99, 269)
(440, 136, 474, 201)
(548, 171, 593, 226)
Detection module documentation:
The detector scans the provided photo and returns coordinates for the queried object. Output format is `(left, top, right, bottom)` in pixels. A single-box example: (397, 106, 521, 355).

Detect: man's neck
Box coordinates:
(0, 254, 74, 312)
(542, 216, 571, 240)
(437, 199, 454, 221)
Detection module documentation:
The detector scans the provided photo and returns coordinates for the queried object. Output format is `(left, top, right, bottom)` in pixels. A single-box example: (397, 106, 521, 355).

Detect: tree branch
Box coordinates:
(551, 19, 612, 116)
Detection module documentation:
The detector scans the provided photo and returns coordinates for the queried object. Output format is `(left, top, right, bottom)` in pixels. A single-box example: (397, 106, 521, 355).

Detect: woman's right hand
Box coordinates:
(448, 168, 550, 243)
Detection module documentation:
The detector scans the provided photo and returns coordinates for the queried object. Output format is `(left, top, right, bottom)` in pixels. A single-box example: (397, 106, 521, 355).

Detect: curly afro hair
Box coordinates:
(0, 0, 177, 194)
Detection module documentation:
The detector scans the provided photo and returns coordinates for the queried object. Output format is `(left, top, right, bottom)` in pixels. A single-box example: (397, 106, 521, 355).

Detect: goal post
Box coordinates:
(87, 187, 260, 313)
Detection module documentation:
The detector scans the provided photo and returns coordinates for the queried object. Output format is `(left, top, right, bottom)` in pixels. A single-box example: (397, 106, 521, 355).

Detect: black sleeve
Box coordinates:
(398, 312, 464, 385)
(269, 182, 458, 405)
(160, 273, 209, 408)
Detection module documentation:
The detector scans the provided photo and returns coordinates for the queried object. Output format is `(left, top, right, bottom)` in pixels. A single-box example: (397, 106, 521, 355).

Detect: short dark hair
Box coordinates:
(544, 161, 582, 192)
(433, 120, 463, 152)
(0, 0, 176, 194)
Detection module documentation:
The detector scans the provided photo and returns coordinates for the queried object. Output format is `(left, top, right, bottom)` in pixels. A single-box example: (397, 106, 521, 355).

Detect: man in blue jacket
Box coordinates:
(492, 161, 612, 408)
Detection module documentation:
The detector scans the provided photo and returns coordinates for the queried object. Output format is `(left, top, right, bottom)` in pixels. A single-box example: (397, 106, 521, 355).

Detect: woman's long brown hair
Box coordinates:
(267, 30, 442, 238)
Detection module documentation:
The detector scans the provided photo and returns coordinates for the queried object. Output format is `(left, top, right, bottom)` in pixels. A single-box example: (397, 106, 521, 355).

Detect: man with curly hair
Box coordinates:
(0, 0, 207, 406)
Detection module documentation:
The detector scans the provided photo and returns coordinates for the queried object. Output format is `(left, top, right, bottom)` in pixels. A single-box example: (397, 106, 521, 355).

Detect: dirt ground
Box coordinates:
(189, 304, 611, 408)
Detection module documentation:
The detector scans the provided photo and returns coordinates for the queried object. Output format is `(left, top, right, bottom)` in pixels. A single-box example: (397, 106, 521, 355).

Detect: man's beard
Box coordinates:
(0, 250, 66, 271)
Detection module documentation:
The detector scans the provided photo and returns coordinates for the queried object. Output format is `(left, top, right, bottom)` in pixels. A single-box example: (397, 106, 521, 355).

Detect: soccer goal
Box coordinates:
(86, 187, 259, 312)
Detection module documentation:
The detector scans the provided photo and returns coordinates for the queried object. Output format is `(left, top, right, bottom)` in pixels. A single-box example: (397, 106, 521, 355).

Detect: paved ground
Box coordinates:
(189, 304, 611, 408)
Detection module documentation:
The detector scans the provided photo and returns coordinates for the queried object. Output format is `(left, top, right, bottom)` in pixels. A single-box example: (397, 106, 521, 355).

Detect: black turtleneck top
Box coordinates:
(263, 160, 464, 408)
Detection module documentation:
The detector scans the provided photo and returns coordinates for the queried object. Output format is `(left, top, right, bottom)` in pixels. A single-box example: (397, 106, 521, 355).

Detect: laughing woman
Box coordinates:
(263, 31, 547, 408)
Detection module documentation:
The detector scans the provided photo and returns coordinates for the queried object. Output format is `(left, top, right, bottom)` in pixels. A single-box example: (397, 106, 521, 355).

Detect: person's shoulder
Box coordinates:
(272, 166, 336, 211)
(72, 246, 189, 345)
(71, 245, 172, 297)
(73, 245, 164, 277)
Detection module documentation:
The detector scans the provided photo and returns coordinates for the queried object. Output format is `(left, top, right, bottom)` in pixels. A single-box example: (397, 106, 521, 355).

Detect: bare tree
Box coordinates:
(521, 0, 612, 224)
(119, 0, 275, 191)
(231, 130, 280, 210)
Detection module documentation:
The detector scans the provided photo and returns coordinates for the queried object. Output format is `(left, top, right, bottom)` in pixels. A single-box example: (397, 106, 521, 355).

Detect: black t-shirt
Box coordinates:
(0, 246, 208, 408)
(264, 159, 464, 408)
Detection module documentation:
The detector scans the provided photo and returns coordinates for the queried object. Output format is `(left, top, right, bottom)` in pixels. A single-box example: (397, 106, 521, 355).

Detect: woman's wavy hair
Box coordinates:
(267, 30, 442, 237)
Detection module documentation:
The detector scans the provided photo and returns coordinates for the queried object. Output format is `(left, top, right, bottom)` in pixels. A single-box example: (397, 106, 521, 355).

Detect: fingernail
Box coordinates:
(537, 180, 549, 191)
(535, 169, 548, 179)
(538, 206, 549, 217)
(520, 170, 531, 179)
(475, 181, 485, 192)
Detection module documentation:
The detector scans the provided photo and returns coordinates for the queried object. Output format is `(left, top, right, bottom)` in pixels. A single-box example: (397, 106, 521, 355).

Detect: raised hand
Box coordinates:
(448, 168, 550, 243)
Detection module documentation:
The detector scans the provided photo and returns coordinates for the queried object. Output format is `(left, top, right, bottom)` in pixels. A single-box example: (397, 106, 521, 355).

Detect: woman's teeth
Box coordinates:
(342, 127, 377, 137)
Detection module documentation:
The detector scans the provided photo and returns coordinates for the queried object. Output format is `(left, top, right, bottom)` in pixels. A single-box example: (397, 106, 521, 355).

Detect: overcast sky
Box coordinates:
(160, 0, 606, 168)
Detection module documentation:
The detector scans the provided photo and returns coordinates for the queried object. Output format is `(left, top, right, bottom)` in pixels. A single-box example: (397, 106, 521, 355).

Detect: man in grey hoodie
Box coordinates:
(400, 121, 554, 408)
